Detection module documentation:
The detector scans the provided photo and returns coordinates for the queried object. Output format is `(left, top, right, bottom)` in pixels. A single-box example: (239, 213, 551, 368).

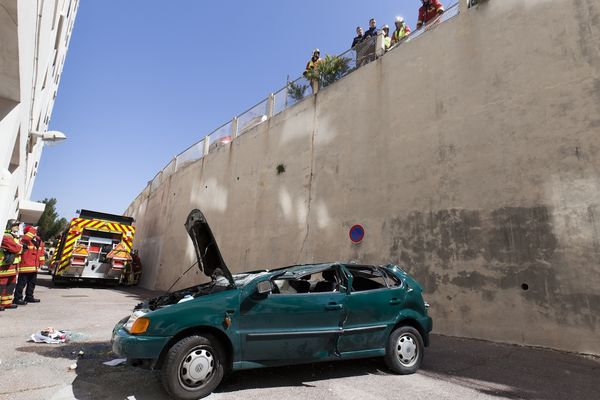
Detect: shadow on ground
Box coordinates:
(35, 273, 161, 303)
(15, 335, 600, 400)
(420, 335, 600, 400)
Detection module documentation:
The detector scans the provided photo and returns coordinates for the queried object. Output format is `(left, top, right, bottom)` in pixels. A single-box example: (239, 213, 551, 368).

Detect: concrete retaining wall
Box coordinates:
(126, 0, 600, 355)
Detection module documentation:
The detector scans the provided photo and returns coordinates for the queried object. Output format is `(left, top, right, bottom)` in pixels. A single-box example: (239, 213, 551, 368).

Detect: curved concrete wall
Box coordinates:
(126, 0, 600, 355)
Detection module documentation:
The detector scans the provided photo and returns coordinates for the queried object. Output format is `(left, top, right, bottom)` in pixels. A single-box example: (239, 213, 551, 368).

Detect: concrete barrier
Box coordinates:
(126, 0, 600, 355)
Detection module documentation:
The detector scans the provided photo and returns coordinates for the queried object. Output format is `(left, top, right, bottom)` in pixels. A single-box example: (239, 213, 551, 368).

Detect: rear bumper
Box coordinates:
(418, 316, 433, 347)
(111, 321, 170, 360)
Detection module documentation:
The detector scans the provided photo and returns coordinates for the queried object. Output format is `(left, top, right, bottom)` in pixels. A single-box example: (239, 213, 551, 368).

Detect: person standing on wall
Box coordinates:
(391, 17, 411, 45)
(304, 49, 322, 94)
(0, 220, 23, 310)
(417, 0, 445, 29)
(14, 225, 41, 305)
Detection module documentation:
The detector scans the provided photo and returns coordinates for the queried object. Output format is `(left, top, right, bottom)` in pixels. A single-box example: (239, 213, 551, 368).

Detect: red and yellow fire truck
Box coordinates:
(51, 209, 137, 284)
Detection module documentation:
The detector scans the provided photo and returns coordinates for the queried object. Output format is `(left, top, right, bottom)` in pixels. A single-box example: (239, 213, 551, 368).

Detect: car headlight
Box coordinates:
(124, 311, 150, 334)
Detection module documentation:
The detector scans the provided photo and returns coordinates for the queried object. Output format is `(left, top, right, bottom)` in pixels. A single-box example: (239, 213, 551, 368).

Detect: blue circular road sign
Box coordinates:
(349, 224, 365, 243)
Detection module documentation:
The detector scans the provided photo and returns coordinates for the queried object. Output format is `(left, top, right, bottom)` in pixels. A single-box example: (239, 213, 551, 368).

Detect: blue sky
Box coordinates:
(34, 0, 430, 219)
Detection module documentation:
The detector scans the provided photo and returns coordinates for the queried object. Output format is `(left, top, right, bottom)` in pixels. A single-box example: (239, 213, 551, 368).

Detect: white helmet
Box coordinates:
(395, 16, 405, 25)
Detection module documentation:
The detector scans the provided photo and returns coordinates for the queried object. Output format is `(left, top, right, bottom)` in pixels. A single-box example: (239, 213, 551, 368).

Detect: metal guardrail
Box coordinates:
(138, 2, 460, 198)
(207, 121, 233, 152)
(175, 139, 205, 170)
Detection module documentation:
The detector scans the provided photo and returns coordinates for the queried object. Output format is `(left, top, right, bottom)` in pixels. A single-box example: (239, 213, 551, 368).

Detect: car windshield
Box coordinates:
(232, 271, 269, 287)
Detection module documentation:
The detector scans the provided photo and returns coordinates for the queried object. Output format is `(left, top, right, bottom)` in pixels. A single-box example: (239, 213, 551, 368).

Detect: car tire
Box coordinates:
(384, 325, 424, 374)
(161, 334, 225, 400)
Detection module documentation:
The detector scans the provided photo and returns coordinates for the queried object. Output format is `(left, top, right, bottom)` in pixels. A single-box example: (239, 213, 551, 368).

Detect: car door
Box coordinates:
(238, 268, 347, 363)
(337, 265, 405, 354)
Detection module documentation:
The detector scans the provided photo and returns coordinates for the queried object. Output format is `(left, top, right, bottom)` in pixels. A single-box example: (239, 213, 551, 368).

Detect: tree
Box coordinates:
(287, 80, 308, 101)
(304, 54, 353, 88)
(36, 198, 67, 242)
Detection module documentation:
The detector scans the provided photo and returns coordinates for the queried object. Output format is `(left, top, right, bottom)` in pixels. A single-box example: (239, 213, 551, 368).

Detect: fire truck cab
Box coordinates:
(51, 210, 137, 285)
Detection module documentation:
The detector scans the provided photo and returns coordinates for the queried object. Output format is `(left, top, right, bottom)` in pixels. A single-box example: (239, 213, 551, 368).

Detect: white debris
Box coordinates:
(30, 328, 69, 344)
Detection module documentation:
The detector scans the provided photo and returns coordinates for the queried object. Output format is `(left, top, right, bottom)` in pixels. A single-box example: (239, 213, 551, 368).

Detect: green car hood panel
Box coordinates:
(185, 209, 235, 286)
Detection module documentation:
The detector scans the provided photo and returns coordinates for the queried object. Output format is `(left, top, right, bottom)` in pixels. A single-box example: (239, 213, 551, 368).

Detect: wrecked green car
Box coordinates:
(112, 209, 432, 400)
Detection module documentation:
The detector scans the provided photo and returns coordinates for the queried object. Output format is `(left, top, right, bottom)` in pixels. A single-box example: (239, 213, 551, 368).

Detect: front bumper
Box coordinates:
(111, 320, 170, 360)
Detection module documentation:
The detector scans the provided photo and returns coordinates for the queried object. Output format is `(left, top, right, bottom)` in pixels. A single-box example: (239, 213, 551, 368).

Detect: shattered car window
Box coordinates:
(347, 265, 401, 292)
(272, 268, 346, 294)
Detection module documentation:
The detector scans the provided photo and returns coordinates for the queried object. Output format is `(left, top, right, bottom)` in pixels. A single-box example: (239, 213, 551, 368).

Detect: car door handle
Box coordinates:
(325, 302, 343, 311)
(389, 298, 402, 305)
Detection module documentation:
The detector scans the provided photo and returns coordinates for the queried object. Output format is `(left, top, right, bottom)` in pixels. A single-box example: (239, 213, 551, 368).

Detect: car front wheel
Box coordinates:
(384, 325, 424, 374)
(161, 334, 225, 400)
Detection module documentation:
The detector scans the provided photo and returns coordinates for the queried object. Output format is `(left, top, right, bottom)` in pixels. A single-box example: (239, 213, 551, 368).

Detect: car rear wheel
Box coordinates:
(161, 334, 225, 400)
(384, 326, 424, 374)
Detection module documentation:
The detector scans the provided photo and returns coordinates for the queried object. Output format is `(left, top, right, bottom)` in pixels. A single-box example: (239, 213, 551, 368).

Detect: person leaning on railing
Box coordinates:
(391, 17, 411, 45)
(351, 26, 364, 48)
(381, 25, 392, 51)
(356, 18, 379, 66)
(363, 18, 378, 39)
(417, 0, 445, 29)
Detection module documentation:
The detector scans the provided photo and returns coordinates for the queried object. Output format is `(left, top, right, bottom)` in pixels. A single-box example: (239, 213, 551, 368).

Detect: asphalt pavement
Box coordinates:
(0, 273, 598, 400)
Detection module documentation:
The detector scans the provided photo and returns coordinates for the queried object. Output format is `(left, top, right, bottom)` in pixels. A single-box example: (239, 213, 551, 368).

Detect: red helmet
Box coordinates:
(24, 225, 38, 234)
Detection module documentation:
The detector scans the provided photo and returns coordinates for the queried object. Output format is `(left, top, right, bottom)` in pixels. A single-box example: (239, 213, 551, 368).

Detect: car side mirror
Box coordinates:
(256, 280, 273, 295)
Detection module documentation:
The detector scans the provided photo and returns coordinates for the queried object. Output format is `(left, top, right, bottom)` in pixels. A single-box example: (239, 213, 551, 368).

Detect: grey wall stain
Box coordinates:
(384, 205, 598, 335)
(388, 209, 482, 270)
(451, 271, 489, 290)
(573, 0, 600, 68)
(486, 207, 557, 265)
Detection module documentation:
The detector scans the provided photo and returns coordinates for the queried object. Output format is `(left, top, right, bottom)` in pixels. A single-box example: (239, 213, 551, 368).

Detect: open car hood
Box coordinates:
(185, 209, 235, 287)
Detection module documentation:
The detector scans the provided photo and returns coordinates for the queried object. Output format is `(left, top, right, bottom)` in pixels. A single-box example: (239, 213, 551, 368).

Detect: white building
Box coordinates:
(0, 0, 78, 230)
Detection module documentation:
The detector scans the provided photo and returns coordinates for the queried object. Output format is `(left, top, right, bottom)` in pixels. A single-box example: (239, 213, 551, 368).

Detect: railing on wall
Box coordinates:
(136, 2, 460, 200)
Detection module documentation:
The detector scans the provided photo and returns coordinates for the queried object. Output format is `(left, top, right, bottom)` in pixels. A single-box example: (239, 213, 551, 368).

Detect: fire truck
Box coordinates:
(51, 209, 137, 285)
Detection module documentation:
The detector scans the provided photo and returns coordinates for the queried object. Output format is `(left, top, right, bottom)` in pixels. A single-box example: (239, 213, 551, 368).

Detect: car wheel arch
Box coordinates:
(155, 326, 233, 371)
(392, 318, 428, 347)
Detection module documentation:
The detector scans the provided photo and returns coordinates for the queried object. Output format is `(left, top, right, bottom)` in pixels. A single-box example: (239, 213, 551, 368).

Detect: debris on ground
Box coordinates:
(30, 327, 70, 344)
(71, 350, 85, 358)
(103, 358, 127, 366)
(68, 362, 77, 370)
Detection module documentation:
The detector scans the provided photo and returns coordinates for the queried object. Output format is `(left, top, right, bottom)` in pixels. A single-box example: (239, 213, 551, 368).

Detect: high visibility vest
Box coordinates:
(38, 242, 46, 267)
(394, 26, 409, 41)
(305, 59, 320, 74)
(18, 232, 38, 273)
(0, 235, 21, 276)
